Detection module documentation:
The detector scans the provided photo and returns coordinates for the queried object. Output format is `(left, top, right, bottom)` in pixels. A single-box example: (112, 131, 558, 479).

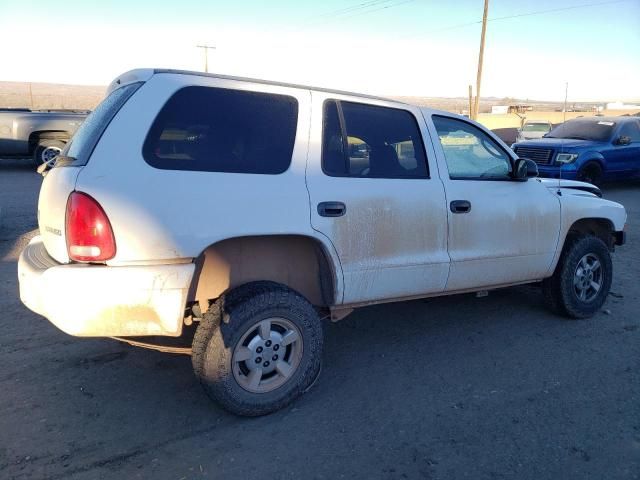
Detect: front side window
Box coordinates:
(432, 115, 512, 180)
(143, 86, 298, 174)
(322, 100, 428, 178)
(617, 121, 640, 142)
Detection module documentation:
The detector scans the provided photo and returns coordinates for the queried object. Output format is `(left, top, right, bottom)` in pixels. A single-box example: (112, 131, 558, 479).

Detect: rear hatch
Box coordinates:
(38, 81, 144, 263)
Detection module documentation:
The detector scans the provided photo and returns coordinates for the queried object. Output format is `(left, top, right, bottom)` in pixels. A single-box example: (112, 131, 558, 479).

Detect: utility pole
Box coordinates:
(473, 0, 489, 120)
(468, 85, 473, 118)
(196, 45, 216, 73)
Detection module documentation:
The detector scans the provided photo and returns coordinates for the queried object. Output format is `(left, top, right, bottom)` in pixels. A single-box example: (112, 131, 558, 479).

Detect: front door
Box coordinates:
(426, 113, 561, 292)
(604, 120, 640, 177)
(305, 93, 450, 305)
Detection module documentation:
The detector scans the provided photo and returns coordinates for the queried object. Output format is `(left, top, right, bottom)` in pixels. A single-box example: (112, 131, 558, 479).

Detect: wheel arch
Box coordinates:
(28, 130, 70, 154)
(577, 154, 606, 172)
(187, 234, 341, 308)
(567, 217, 616, 249)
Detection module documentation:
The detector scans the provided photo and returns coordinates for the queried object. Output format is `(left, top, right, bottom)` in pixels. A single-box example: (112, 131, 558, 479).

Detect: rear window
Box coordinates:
(63, 82, 142, 165)
(143, 86, 298, 174)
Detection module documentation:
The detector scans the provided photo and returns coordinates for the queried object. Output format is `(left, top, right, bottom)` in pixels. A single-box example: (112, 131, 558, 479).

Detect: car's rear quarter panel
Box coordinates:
(74, 74, 322, 266)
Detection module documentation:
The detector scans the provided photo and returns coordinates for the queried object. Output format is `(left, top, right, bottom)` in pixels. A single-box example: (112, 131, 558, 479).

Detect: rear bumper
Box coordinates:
(18, 236, 195, 337)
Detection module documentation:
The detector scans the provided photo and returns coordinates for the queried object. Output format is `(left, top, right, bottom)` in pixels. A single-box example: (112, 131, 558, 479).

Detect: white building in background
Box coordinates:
(606, 101, 640, 110)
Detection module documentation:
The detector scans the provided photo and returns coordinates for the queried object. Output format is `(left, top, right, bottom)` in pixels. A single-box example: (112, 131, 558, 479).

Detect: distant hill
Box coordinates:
(0, 81, 106, 110)
(1, 81, 636, 116)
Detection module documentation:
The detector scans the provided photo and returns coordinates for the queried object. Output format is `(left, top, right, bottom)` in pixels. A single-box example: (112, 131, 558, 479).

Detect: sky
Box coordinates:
(1, 0, 639, 101)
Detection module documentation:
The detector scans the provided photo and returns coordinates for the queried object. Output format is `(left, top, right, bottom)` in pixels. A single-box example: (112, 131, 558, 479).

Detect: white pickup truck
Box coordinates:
(18, 69, 627, 416)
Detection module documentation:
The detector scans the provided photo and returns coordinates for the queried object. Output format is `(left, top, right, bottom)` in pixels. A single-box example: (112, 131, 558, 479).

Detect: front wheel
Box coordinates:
(542, 235, 612, 319)
(577, 162, 603, 187)
(192, 283, 323, 416)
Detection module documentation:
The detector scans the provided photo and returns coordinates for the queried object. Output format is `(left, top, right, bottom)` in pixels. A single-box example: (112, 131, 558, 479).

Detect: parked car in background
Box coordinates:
(0, 108, 88, 165)
(513, 116, 640, 185)
(516, 120, 552, 142)
(18, 69, 627, 416)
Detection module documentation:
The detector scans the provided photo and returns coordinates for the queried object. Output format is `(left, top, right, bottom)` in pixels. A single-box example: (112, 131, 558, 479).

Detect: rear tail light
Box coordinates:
(65, 192, 116, 262)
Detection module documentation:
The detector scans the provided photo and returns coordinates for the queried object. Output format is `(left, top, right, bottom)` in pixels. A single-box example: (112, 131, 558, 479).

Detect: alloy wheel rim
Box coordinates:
(41, 146, 62, 165)
(573, 253, 603, 302)
(232, 317, 303, 393)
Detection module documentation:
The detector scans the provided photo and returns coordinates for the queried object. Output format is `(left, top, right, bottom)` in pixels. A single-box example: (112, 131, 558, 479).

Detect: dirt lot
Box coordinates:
(1, 158, 639, 480)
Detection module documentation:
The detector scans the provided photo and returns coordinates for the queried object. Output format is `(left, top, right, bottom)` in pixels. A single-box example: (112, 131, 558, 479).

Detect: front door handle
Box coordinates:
(450, 200, 471, 214)
(318, 201, 346, 217)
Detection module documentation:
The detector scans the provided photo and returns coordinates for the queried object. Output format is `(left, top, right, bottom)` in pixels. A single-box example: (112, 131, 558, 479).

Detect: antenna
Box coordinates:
(558, 81, 569, 195)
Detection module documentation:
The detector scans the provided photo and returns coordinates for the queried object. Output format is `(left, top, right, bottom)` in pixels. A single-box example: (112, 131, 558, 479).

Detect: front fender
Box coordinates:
(577, 151, 605, 169)
(545, 193, 627, 275)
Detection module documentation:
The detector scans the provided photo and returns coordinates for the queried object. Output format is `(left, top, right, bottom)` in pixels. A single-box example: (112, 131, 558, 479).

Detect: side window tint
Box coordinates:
(143, 87, 298, 174)
(432, 115, 511, 180)
(618, 122, 640, 142)
(321, 100, 428, 178)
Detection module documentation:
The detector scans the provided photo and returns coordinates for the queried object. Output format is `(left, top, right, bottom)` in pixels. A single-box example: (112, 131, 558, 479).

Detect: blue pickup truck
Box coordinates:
(512, 116, 640, 185)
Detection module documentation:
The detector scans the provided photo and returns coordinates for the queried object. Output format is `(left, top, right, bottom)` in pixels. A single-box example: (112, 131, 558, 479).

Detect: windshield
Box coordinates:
(522, 123, 550, 132)
(546, 119, 615, 141)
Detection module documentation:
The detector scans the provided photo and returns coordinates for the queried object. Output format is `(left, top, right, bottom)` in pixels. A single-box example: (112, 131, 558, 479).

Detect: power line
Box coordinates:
(293, 0, 418, 30)
(300, 0, 397, 24)
(334, 0, 419, 22)
(405, 0, 631, 37)
(489, 0, 630, 22)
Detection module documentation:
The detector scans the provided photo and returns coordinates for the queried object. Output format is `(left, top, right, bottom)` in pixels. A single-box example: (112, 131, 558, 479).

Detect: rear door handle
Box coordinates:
(450, 200, 471, 214)
(318, 201, 346, 217)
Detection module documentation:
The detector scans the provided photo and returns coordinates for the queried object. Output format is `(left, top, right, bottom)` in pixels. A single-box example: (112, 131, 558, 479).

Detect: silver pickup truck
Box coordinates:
(0, 108, 88, 164)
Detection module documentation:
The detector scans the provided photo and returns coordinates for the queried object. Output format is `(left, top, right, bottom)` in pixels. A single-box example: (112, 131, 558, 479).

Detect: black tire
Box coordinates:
(33, 139, 66, 166)
(192, 283, 323, 416)
(542, 235, 612, 319)
(577, 162, 603, 187)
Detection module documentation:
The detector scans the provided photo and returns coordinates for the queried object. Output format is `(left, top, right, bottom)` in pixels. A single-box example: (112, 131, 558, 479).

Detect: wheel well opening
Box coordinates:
(188, 235, 337, 308)
(28, 131, 70, 153)
(568, 218, 615, 250)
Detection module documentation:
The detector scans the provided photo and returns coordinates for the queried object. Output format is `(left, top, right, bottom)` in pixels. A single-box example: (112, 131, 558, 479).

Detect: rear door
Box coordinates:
(305, 93, 449, 305)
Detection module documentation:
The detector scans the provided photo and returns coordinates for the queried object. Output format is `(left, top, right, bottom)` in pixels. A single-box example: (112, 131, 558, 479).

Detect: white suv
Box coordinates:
(18, 69, 627, 416)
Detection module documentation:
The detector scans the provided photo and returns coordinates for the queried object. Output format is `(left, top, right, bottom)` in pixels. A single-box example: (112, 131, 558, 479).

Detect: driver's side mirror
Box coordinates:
(615, 135, 631, 146)
(513, 158, 538, 181)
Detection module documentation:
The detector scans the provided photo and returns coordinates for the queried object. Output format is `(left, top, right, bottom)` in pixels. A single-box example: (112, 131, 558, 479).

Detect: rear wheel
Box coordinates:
(192, 283, 323, 416)
(33, 139, 65, 166)
(542, 235, 612, 319)
(577, 162, 603, 186)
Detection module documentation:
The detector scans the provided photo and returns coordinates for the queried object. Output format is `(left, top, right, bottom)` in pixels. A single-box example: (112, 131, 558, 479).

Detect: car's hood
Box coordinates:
(538, 178, 602, 197)
(515, 138, 601, 149)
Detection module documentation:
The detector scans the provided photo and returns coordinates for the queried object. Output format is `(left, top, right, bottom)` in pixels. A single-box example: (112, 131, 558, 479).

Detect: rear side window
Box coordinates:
(143, 86, 298, 174)
(322, 100, 428, 178)
(63, 82, 142, 165)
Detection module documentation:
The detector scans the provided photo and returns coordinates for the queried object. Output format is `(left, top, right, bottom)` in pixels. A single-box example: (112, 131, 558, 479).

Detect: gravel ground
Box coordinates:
(1, 158, 638, 480)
